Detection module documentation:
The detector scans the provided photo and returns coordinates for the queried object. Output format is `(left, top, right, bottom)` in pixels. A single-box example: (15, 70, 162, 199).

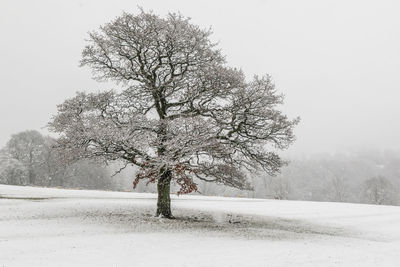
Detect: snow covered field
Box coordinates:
(1, 184, 400, 266)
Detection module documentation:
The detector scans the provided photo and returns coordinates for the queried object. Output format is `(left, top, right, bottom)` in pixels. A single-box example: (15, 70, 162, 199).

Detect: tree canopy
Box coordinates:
(49, 10, 299, 217)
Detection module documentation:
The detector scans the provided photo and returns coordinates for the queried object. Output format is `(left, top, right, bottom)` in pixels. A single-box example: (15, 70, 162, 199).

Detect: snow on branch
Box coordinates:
(49, 10, 299, 194)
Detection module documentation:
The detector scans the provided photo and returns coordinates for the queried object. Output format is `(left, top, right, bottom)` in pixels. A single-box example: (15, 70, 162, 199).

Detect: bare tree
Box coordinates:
(320, 165, 349, 202)
(329, 175, 348, 202)
(5, 130, 46, 185)
(362, 176, 396, 205)
(40, 136, 74, 187)
(49, 10, 298, 218)
(0, 151, 28, 185)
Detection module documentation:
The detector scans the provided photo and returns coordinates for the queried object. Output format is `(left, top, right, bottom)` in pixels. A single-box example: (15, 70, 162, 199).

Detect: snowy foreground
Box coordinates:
(1, 185, 400, 267)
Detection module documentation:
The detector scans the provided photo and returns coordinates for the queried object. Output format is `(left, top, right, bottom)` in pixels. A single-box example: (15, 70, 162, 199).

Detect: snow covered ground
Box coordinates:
(1, 184, 400, 266)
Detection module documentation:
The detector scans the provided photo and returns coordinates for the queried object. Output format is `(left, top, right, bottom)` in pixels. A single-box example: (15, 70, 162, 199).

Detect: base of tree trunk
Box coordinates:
(156, 213, 175, 219)
(156, 170, 174, 219)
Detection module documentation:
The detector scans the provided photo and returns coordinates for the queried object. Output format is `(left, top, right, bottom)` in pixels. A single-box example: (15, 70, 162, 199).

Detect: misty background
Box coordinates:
(1, 0, 400, 204)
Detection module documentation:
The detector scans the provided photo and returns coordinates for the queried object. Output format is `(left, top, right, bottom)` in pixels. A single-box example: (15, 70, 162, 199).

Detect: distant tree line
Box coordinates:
(1, 130, 399, 206)
(0, 130, 115, 190)
(194, 151, 400, 206)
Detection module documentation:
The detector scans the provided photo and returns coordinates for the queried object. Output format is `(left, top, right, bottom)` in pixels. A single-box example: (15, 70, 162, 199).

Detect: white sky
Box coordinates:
(0, 0, 399, 154)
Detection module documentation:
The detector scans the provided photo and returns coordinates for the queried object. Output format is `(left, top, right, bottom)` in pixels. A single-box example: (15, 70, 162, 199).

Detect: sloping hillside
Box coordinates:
(1, 184, 400, 266)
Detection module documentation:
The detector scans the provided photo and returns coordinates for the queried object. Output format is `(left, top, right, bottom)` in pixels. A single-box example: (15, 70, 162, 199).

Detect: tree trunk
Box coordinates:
(28, 168, 35, 185)
(156, 169, 174, 218)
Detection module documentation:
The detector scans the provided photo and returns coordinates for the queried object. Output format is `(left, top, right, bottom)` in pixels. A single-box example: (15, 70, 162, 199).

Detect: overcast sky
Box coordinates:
(1, 0, 399, 154)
